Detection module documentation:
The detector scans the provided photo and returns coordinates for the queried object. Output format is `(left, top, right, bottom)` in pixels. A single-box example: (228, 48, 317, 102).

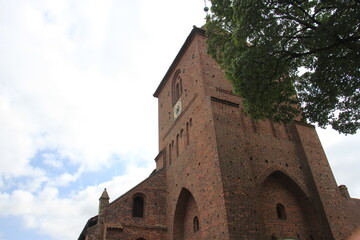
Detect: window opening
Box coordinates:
(176, 134, 179, 157)
(133, 196, 144, 218)
(172, 69, 183, 104)
(276, 203, 286, 220)
(176, 83, 180, 99)
(193, 216, 199, 232)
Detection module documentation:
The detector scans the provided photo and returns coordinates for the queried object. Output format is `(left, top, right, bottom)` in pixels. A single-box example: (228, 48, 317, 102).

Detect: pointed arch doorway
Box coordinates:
(173, 188, 201, 240)
(259, 171, 325, 239)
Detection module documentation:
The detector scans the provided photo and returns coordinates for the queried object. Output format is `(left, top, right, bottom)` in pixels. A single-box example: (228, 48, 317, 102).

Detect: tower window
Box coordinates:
(176, 83, 180, 98)
(172, 69, 183, 104)
(193, 216, 199, 232)
(276, 203, 286, 220)
(133, 196, 144, 218)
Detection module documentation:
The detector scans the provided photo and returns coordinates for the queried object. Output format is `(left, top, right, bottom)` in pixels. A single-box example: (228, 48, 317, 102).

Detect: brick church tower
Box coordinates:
(78, 26, 360, 240)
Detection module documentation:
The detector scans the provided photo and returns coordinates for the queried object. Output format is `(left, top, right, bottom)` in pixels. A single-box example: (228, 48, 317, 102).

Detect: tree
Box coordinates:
(205, 0, 360, 134)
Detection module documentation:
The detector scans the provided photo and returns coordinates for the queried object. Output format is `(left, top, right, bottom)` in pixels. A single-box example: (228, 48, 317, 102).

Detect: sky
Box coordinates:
(0, 1, 359, 240)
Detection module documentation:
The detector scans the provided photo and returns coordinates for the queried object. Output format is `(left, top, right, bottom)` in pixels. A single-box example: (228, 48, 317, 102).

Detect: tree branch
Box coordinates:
(281, 15, 317, 30)
(292, 0, 323, 26)
(284, 35, 360, 58)
(267, 6, 318, 30)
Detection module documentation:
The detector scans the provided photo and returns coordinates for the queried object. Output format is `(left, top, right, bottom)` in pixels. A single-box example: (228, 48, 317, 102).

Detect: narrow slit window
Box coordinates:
(276, 203, 286, 220)
(193, 216, 199, 232)
(176, 83, 180, 99)
(176, 134, 179, 157)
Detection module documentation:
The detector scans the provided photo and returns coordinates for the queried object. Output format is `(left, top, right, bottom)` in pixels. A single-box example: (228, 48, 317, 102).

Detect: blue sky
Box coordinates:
(0, 1, 359, 240)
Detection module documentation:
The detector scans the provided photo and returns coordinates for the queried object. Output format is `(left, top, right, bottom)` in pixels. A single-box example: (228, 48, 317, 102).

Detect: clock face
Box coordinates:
(173, 99, 182, 119)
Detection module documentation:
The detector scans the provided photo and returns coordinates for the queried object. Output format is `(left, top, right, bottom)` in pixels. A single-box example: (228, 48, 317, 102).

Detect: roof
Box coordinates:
(153, 26, 205, 98)
(99, 188, 110, 200)
(77, 215, 98, 240)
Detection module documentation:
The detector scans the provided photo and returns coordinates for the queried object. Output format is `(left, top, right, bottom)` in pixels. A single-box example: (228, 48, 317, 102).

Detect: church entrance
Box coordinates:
(173, 188, 200, 240)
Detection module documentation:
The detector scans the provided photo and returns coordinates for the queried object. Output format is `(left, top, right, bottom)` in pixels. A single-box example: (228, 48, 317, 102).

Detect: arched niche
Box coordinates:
(173, 188, 200, 240)
(258, 171, 324, 239)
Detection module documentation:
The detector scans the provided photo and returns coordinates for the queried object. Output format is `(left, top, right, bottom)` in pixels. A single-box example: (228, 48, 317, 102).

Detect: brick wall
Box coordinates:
(85, 170, 168, 240)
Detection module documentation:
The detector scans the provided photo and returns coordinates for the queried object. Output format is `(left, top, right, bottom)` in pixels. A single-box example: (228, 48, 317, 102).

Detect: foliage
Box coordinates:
(206, 0, 360, 134)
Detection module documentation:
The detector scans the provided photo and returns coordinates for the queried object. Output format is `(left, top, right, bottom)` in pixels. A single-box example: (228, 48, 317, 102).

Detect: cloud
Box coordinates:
(317, 128, 360, 198)
(43, 152, 64, 169)
(0, 0, 207, 185)
(0, 0, 155, 179)
(0, 162, 154, 240)
(0, 1, 166, 238)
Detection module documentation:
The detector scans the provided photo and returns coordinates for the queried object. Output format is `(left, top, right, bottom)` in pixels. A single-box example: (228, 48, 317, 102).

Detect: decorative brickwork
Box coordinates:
(78, 26, 360, 240)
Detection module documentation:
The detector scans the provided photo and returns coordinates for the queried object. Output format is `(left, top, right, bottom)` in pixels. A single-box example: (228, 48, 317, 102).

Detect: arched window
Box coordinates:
(193, 216, 199, 232)
(276, 203, 286, 220)
(172, 69, 183, 104)
(133, 196, 144, 218)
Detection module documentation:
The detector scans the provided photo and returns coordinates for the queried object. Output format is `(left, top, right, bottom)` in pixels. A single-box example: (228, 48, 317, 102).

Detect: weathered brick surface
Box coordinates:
(79, 27, 360, 240)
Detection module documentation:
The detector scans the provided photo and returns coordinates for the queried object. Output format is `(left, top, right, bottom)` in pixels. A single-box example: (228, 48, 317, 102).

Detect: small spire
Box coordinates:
(99, 188, 110, 217)
(99, 188, 110, 200)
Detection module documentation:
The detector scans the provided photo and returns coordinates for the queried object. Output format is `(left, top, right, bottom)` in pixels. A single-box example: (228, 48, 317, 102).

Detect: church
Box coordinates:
(78, 26, 360, 240)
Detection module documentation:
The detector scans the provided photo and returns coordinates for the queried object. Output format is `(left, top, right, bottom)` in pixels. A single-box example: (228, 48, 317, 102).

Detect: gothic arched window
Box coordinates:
(133, 195, 144, 218)
(172, 69, 183, 105)
(276, 203, 286, 220)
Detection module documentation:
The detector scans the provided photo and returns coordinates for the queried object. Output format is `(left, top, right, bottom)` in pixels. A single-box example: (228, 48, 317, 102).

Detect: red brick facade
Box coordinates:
(78, 27, 360, 240)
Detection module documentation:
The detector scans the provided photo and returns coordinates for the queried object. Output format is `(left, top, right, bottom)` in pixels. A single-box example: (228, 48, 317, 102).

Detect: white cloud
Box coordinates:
(317, 128, 360, 198)
(43, 153, 63, 169)
(0, 94, 37, 176)
(0, 0, 156, 177)
(0, 2, 166, 238)
(0, 163, 154, 240)
(0, 0, 206, 181)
